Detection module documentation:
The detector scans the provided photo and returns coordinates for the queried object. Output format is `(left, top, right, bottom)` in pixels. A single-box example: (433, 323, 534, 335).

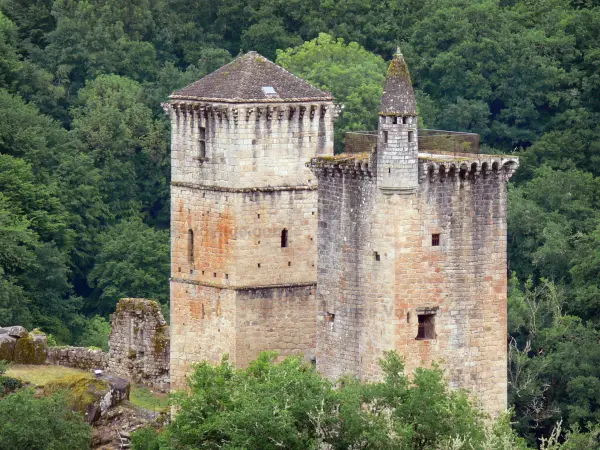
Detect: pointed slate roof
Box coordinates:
(379, 48, 417, 116)
(171, 51, 333, 103)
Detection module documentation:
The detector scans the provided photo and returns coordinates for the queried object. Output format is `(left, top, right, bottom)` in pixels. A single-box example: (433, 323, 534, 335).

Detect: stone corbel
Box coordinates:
(299, 105, 307, 120)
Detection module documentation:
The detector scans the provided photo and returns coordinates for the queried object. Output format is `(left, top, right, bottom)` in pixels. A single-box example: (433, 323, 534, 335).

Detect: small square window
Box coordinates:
(432, 234, 440, 246)
(416, 314, 435, 340)
(326, 312, 335, 322)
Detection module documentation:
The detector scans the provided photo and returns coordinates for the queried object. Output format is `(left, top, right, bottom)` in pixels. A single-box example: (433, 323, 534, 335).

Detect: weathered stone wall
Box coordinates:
(168, 102, 334, 189)
(170, 282, 236, 390)
(0, 326, 47, 364)
(167, 99, 333, 390)
(108, 298, 169, 389)
(46, 346, 108, 371)
(235, 286, 317, 366)
(312, 156, 517, 416)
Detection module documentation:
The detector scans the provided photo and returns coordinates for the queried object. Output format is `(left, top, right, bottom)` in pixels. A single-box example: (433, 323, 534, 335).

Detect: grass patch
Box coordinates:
(6, 364, 89, 387)
(130, 385, 169, 411)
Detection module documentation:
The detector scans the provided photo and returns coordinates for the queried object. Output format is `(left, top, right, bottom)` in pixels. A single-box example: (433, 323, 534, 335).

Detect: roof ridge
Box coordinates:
(170, 51, 333, 103)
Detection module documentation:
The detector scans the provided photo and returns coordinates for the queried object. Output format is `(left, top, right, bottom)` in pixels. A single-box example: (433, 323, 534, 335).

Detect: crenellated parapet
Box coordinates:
(418, 155, 519, 184)
(308, 154, 374, 179)
(162, 101, 331, 125)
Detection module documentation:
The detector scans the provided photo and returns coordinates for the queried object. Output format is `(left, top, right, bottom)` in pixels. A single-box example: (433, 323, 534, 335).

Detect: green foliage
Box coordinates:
(144, 352, 524, 449)
(0, 0, 600, 444)
(131, 426, 160, 450)
(75, 315, 110, 351)
(0, 361, 7, 375)
(87, 218, 169, 314)
(0, 389, 92, 449)
(277, 33, 387, 152)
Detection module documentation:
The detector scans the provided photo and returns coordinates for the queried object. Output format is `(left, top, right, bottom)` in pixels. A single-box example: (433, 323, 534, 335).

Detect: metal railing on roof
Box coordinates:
(345, 129, 479, 156)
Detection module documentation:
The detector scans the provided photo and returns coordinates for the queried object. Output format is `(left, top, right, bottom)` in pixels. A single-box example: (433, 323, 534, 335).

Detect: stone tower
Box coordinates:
(309, 50, 518, 416)
(164, 52, 334, 390)
(377, 50, 419, 193)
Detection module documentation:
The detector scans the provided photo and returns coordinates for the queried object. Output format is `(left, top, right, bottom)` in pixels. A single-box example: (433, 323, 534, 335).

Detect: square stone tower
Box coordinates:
(164, 52, 334, 390)
(309, 50, 518, 416)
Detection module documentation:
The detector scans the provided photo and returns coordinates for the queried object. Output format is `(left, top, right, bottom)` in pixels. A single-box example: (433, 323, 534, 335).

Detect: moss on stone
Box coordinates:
(14, 335, 46, 364)
(153, 326, 169, 354)
(44, 374, 109, 413)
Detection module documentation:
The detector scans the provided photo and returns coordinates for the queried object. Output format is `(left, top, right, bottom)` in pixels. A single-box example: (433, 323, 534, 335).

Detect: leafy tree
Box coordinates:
(277, 34, 387, 151)
(138, 352, 525, 449)
(0, 389, 91, 449)
(76, 315, 110, 351)
(87, 218, 169, 314)
(71, 74, 169, 223)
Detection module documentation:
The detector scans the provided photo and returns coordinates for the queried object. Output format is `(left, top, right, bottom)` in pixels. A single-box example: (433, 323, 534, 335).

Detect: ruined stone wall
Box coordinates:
(313, 157, 516, 416)
(108, 298, 169, 389)
(46, 346, 108, 371)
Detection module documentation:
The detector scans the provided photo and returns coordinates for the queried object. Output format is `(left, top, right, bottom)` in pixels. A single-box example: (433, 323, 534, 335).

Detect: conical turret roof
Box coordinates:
(379, 48, 417, 116)
(171, 51, 332, 103)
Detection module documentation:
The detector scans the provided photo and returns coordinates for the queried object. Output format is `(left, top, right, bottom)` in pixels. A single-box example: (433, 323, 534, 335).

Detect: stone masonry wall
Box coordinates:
(108, 298, 169, 389)
(235, 286, 317, 367)
(313, 158, 516, 416)
(168, 99, 333, 390)
(170, 282, 236, 390)
(46, 346, 108, 371)
(168, 102, 333, 189)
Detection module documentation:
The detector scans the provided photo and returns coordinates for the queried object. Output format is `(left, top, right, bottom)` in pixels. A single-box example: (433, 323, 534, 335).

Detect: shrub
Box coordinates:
(0, 389, 91, 449)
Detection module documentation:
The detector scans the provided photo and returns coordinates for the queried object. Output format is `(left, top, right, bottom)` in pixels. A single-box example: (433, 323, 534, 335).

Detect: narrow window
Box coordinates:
(288, 261, 291, 266)
(374, 251, 380, 262)
(406, 312, 410, 323)
(199, 126, 206, 159)
(383, 130, 388, 143)
(392, 116, 398, 124)
(432, 233, 440, 247)
(403, 116, 408, 124)
(416, 314, 435, 340)
(408, 130, 415, 142)
(188, 229, 194, 264)
(281, 229, 288, 248)
(258, 263, 261, 268)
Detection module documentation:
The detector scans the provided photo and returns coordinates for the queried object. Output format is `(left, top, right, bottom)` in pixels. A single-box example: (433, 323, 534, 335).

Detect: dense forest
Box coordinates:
(1, 0, 600, 444)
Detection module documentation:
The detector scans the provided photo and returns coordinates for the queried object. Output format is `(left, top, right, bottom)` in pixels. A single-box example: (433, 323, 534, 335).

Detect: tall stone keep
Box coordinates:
(164, 52, 334, 389)
(309, 50, 518, 416)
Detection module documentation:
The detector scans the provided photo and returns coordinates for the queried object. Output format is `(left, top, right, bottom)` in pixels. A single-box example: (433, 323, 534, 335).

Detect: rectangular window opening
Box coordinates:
(199, 127, 206, 159)
(288, 261, 291, 266)
(403, 116, 408, 124)
(383, 130, 388, 143)
(408, 130, 415, 142)
(416, 314, 435, 340)
(326, 312, 335, 323)
(432, 233, 440, 247)
(392, 116, 398, 124)
(374, 251, 380, 262)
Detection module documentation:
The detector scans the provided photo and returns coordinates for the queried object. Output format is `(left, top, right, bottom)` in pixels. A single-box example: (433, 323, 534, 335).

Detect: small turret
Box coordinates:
(377, 48, 418, 193)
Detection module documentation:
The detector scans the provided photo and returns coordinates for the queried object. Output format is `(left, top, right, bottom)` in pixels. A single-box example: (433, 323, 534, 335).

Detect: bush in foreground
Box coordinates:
(0, 389, 91, 449)
(133, 351, 526, 449)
